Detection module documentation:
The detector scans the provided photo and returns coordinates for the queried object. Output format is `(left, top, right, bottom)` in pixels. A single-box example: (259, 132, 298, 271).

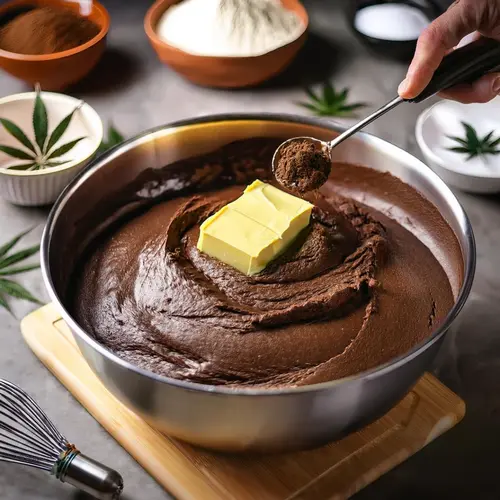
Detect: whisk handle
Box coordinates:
(61, 453, 123, 500)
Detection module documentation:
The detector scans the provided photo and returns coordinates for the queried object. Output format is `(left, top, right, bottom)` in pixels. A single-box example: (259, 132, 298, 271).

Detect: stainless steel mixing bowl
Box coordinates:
(41, 114, 475, 453)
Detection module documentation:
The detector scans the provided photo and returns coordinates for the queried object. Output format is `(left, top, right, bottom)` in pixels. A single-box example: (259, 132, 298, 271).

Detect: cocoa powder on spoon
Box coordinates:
(274, 138, 331, 193)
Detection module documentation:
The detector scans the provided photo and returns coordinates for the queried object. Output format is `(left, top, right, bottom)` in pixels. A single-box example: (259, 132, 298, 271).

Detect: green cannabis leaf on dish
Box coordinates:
(0, 84, 86, 171)
(0, 229, 42, 315)
(97, 123, 125, 154)
(297, 82, 368, 117)
(447, 122, 500, 161)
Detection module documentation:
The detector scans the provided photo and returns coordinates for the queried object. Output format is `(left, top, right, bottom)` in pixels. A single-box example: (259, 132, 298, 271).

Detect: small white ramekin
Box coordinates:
(416, 97, 500, 194)
(0, 91, 103, 206)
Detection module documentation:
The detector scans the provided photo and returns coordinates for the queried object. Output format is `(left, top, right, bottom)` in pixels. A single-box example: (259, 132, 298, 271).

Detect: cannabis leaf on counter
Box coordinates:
(0, 229, 41, 315)
(447, 122, 500, 161)
(0, 84, 86, 171)
(97, 123, 125, 155)
(297, 82, 368, 117)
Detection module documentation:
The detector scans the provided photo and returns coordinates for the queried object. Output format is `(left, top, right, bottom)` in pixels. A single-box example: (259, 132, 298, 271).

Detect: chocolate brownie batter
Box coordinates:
(72, 138, 456, 388)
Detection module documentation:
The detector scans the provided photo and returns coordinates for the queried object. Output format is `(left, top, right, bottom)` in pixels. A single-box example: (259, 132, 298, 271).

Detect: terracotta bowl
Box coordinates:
(0, 0, 110, 91)
(144, 0, 308, 88)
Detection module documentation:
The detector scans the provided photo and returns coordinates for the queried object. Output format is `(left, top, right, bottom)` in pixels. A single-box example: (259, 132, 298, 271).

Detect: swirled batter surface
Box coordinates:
(72, 138, 456, 387)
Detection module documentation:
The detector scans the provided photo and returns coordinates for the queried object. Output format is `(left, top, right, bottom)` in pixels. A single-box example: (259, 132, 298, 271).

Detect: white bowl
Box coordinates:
(416, 97, 500, 194)
(0, 91, 103, 206)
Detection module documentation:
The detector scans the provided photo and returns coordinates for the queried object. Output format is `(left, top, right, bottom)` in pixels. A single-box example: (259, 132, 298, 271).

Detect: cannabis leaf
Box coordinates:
(0, 229, 42, 315)
(0, 84, 86, 171)
(297, 82, 368, 117)
(97, 123, 125, 155)
(447, 122, 500, 161)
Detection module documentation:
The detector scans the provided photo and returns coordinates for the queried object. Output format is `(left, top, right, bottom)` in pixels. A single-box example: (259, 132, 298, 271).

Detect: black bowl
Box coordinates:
(347, 0, 442, 62)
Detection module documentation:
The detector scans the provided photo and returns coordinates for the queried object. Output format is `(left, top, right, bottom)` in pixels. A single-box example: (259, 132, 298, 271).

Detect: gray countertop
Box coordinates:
(0, 0, 499, 499)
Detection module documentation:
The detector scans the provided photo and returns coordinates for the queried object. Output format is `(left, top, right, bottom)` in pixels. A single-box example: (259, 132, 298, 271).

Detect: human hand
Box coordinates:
(398, 0, 500, 103)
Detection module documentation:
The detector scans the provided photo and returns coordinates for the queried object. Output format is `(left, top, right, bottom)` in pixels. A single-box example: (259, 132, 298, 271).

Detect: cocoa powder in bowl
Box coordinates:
(0, 6, 100, 55)
(275, 138, 332, 193)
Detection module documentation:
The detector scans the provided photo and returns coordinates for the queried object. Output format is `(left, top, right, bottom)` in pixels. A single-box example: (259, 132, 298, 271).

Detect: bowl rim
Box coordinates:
(0, 0, 110, 61)
(41, 112, 476, 396)
(0, 90, 104, 177)
(144, 0, 309, 60)
(415, 98, 500, 180)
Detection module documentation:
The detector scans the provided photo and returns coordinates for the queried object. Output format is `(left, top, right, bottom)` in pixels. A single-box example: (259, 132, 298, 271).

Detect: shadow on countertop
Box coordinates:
(73, 492, 133, 500)
(67, 46, 143, 96)
(252, 32, 348, 91)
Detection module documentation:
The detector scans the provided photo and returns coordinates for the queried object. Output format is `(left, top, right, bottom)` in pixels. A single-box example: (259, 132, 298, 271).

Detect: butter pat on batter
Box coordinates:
(197, 180, 312, 275)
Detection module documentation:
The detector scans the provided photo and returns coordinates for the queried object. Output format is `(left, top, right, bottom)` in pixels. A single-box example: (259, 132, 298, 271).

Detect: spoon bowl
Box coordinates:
(272, 136, 329, 165)
(272, 136, 332, 192)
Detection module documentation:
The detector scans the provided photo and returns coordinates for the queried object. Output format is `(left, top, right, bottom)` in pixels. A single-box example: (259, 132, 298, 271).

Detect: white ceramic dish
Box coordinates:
(0, 91, 103, 206)
(416, 97, 500, 194)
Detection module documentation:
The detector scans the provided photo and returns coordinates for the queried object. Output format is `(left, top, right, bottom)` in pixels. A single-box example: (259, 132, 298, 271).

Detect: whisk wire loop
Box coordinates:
(3, 381, 65, 445)
(0, 436, 56, 463)
(0, 406, 59, 455)
(0, 379, 123, 499)
(0, 380, 67, 470)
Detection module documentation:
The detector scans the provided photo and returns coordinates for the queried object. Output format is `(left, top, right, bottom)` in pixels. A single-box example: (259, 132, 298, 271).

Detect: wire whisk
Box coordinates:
(0, 379, 123, 499)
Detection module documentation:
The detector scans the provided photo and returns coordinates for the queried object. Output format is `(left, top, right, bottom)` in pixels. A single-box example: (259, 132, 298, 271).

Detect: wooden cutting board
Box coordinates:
(21, 304, 465, 500)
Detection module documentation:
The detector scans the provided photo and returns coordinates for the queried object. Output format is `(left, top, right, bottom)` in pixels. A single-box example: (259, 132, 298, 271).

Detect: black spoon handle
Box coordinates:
(409, 37, 500, 103)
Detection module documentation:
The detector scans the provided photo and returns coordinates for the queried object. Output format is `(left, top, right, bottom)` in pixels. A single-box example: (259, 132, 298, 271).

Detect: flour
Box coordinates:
(156, 0, 306, 57)
(354, 3, 430, 42)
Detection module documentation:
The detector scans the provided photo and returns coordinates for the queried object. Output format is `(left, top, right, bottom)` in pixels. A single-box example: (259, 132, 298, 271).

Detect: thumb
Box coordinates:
(439, 72, 500, 103)
(398, 1, 480, 99)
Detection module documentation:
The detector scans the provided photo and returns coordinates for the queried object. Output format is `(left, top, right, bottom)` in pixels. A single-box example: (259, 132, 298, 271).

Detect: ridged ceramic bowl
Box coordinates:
(0, 91, 103, 206)
(0, 0, 110, 91)
(144, 0, 308, 88)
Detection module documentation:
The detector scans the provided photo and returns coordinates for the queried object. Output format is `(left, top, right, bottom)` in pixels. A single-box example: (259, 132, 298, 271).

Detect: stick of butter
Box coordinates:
(197, 180, 313, 275)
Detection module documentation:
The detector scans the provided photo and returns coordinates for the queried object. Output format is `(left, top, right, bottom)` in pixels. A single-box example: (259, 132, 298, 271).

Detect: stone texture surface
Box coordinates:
(1, 0, 499, 499)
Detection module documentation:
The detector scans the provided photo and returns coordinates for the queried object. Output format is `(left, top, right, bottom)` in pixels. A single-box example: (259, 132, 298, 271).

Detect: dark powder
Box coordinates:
(0, 7, 100, 55)
(275, 139, 332, 193)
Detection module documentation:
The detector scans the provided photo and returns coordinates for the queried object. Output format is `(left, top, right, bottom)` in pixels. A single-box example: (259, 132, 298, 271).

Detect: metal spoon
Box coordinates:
(273, 37, 500, 181)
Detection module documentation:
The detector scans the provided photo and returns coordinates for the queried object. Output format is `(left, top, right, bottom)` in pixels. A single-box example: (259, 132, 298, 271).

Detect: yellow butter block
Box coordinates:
(197, 180, 313, 275)
(234, 180, 312, 243)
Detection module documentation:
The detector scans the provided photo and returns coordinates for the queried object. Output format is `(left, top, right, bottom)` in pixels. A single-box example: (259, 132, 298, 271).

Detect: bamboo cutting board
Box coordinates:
(21, 304, 465, 500)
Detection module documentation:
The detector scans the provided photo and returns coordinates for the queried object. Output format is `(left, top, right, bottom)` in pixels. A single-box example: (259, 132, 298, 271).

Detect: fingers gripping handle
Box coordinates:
(409, 37, 500, 103)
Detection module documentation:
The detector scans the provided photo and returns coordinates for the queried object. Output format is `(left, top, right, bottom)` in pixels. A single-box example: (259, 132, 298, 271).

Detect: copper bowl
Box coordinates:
(144, 0, 308, 88)
(0, 0, 110, 91)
